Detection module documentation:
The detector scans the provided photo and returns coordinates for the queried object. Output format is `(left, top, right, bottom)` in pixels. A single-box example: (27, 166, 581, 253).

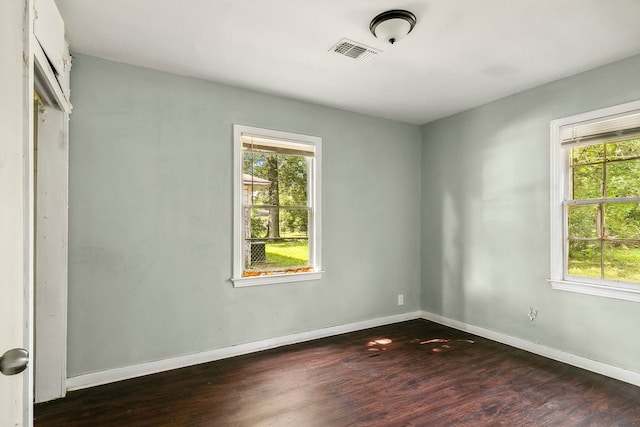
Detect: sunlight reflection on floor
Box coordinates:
(415, 337, 475, 353)
(366, 338, 393, 352)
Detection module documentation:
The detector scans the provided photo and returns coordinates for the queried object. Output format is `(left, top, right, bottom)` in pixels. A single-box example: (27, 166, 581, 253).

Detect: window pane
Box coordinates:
(242, 152, 311, 272)
(246, 208, 309, 239)
(265, 239, 309, 269)
(244, 152, 309, 208)
(605, 158, 640, 198)
(277, 207, 309, 238)
(572, 144, 604, 165)
(244, 207, 310, 271)
(604, 202, 640, 239)
(243, 152, 271, 206)
(277, 155, 308, 207)
(243, 208, 269, 270)
(567, 204, 599, 239)
(572, 163, 603, 199)
(606, 138, 640, 161)
(603, 241, 640, 283)
(567, 241, 601, 279)
(247, 207, 269, 238)
(244, 239, 310, 271)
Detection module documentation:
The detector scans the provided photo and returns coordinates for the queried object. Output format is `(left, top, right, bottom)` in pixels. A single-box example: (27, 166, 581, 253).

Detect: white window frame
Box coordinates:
(549, 100, 640, 302)
(232, 124, 322, 287)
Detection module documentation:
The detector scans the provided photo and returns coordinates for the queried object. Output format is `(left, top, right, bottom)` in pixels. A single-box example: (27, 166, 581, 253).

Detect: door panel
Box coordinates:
(34, 103, 69, 403)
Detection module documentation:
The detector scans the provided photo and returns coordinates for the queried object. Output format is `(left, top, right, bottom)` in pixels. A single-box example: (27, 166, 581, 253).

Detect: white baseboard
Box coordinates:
(67, 309, 640, 392)
(420, 310, 640, 388)
(66, 311, 422, 391)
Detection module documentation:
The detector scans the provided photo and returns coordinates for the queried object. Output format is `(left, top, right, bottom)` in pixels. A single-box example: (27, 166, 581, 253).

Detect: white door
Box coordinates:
(34, 100, 69, 403)
(1, 1, 33, 426)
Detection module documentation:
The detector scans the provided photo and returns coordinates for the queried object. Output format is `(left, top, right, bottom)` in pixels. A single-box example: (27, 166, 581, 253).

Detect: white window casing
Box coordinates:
(232, 125, 322, 287)
(549, 99, 640, 302)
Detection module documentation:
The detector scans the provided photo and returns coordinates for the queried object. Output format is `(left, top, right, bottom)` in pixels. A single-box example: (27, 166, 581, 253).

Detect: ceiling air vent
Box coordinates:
(329, 38, 380, 61)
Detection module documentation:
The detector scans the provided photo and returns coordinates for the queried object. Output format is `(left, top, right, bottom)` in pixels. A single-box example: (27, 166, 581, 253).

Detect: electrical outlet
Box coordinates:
(398, 294, 404, 306)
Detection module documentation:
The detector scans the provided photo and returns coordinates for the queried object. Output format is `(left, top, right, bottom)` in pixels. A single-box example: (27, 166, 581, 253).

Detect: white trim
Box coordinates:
(232, 124, 322, 287)
(66, 311, 421, 391)
(33, 104, 69, 403)
(66, 311, 640, 392)
(549, 99, 640, 302)
(549, 119, 565, 283)
(420, 311, 640, 387)
(549, 279, 640, 302)
(23, 1, 36, 424)
(33, 40, 71, 113)
(232, 271, 323, 287)
(553, 100, 640, 129)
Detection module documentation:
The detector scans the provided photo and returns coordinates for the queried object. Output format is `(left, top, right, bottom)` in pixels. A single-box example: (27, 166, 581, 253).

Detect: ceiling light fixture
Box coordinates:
(369, 9, 416, 45)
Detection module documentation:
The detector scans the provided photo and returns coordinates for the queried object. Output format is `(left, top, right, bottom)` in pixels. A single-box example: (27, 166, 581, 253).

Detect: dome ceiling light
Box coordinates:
(369, 9, 417, 45)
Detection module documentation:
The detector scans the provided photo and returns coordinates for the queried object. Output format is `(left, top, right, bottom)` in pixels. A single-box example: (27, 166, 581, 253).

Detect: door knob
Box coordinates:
(0, 348, 29, 376)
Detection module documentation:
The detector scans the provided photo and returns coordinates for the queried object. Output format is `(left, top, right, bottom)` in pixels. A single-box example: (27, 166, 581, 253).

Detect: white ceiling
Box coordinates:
(55, 0, 640, 125)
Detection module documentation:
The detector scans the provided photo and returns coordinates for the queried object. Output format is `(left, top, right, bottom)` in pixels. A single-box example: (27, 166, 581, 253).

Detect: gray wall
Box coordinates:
(420, 54, 640, 373)
(68, 55, 422, 376)
(70, 51, 640, 379)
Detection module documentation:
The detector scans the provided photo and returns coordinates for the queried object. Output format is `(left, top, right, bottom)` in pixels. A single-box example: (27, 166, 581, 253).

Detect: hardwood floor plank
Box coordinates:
(35, 320, 640, 426)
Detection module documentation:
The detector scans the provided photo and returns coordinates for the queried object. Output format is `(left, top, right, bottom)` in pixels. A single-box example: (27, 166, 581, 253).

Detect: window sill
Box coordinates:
(548, 279, 640, 303)
(232, 271, 323, 287)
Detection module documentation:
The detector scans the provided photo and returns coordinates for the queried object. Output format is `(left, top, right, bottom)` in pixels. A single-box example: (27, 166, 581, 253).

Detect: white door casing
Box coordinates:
(1, 0, 69, 423)
(1, 0, 33, 425)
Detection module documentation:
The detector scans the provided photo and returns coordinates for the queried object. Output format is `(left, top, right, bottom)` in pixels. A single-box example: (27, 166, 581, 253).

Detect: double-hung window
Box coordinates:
(232, 125, 322, 286)
(550, 100, 640, 301)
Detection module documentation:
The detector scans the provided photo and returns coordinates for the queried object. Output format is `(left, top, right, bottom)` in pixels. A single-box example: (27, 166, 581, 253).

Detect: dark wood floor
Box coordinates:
(35, 319, 640, 426)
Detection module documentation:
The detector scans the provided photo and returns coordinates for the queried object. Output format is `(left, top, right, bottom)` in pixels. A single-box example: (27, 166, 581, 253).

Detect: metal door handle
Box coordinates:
(0, 348, 29, 376)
